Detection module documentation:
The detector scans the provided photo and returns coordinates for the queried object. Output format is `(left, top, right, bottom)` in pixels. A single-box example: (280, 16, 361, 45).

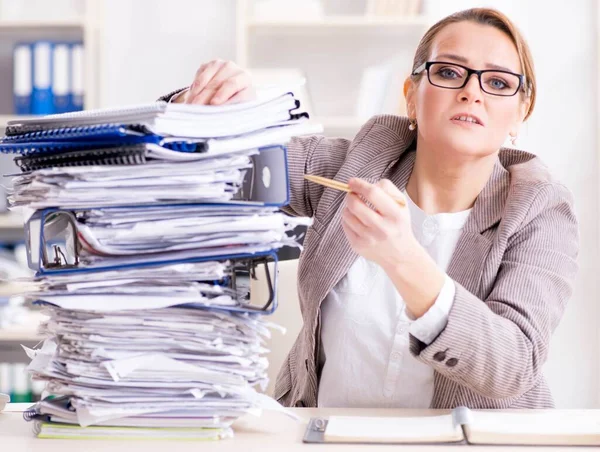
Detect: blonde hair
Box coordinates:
(411, 8, 536, 120)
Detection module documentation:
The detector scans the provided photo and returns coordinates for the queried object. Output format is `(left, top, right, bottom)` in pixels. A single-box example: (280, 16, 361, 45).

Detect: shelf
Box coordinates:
(0, 213, 25, 244)
(0, 213, 23, 229)
(0, 324, 39, 342)
(247, 15, 429, 28)
(0, 312, 46, 343)
(0, 18, 85, 29)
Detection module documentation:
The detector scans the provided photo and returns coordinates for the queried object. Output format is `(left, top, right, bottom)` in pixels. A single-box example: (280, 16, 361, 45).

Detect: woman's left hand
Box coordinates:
(341, 178, 420, 270)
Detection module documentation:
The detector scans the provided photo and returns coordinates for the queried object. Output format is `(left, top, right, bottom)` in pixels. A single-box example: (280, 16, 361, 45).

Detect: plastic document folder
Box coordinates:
(4, 88, 315, 439)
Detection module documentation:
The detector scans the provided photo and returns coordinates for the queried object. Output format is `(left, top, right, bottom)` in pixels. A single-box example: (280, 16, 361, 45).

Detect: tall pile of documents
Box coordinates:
(1, 90, 317, 439)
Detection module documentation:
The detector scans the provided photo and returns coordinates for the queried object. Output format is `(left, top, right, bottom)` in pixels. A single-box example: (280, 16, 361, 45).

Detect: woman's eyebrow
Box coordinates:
(435, 53, 516, 73)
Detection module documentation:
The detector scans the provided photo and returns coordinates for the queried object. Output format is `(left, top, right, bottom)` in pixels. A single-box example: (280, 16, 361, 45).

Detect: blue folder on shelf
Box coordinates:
(31, 41, 54, 115)
(13, 42, 33, 115)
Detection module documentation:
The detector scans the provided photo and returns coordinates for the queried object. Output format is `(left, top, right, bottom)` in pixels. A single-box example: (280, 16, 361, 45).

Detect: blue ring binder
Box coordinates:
(25, 206, 282, 315)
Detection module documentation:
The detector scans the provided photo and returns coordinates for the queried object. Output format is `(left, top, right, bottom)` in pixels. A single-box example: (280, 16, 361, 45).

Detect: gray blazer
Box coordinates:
(160, 90, 579, 409)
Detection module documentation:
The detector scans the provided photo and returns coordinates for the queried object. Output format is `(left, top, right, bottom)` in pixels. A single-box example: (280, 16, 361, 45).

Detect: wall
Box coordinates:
(99, 0, 237, 106)
(99, 0, 598, 408)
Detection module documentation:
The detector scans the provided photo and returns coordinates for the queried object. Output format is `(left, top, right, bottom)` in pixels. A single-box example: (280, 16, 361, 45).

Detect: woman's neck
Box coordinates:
(405, 143, 498, 215)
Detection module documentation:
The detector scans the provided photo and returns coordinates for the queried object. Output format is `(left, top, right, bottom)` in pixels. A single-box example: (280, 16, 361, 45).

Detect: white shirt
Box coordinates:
(317, 192, 472, 408)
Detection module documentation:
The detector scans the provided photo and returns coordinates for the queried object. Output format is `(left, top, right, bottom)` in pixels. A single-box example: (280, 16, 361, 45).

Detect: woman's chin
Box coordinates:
(438, 136, 489, 157)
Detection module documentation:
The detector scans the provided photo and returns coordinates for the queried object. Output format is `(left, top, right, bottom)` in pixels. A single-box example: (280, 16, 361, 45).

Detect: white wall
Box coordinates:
(99, 0, 598, 408)
(100, 0, 237, 106)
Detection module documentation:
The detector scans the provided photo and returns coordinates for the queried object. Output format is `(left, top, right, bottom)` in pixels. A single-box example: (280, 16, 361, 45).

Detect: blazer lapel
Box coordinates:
(431, 156, 510, 408)
(446, 156, 510, 295)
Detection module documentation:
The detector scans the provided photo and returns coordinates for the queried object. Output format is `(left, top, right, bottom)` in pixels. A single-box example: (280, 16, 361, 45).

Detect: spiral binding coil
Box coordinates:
(15, 145, 149, 172)
(2, 123, 150, 142)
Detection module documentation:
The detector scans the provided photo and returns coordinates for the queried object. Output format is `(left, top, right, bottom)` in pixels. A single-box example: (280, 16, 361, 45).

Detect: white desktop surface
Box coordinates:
(1, 404, 596, 451)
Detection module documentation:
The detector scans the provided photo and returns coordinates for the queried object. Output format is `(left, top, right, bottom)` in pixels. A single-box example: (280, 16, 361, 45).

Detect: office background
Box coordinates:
(0, 0, 597, 409)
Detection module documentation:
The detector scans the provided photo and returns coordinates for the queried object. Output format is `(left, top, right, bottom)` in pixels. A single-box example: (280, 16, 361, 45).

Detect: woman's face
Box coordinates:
(407, 21, 529, 159)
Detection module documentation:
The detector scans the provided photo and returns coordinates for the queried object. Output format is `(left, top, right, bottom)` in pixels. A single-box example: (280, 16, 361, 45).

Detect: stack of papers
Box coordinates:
(10, 154, 255, 208)
(23, 300, 281, 435)
(2, 89, 315, 439)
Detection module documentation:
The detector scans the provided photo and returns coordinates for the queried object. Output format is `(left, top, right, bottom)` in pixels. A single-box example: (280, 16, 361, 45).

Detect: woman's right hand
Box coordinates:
(175, 59, 256, 106)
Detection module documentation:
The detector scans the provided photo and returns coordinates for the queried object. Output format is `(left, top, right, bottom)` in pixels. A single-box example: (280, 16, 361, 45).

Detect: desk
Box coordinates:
(0, 405, 593, 451)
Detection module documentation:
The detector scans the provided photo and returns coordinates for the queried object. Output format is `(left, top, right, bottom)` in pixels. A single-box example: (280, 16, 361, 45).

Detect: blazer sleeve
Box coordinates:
(157, 88, 354, 218)
(409, 183, 579, 399)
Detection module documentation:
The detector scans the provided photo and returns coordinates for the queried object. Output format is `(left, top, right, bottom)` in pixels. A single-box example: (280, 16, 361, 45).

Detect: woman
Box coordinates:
(161, 8, 578, 409)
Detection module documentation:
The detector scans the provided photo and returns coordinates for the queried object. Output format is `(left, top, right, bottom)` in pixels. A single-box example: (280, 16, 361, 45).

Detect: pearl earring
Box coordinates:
(408, 119, 417, 131)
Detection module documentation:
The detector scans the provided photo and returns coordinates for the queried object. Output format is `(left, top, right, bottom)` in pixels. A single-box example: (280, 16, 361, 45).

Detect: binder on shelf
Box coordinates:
(12, 40, 84, 116)
(52, 43, 71, 114)
(69, 42, 84, 111)
(32, 41, 54, 115)
(13, 43, 33, 115)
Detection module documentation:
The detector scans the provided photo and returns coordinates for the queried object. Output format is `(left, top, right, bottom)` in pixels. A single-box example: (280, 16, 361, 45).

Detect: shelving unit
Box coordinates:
(0, 212, 25, 243)
(246, 15, 429, 28)
(0, 18, 85, 28)
(0, 323, 40, 343)
(0, 0, 103, 365)
(0, 0, 102, 130)
(236, 0, 430, 139)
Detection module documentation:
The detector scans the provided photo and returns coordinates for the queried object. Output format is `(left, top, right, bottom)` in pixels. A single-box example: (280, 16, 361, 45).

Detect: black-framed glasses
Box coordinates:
(412, 61, 526, 97)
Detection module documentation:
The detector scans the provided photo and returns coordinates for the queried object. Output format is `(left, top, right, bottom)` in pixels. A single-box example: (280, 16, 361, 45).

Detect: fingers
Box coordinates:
(348, 178, 404, 219)
(378, 179, 407, 204)
(225, 86, 257, 104)
(344, 193, 385, 238)
(341, 216, 363, 244)
(186, 60, 225, 103)
(188, 61, 251, 105)
(210, 72, 252, 105)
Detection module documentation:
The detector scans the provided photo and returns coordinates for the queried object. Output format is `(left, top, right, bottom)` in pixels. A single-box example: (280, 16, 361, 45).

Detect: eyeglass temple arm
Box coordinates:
(411, 62, 427, 76)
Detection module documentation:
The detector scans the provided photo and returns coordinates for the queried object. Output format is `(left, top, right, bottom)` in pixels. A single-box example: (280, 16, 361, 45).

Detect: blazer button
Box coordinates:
(433, 351, 446, 362)
(446, 358, 459, 367)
